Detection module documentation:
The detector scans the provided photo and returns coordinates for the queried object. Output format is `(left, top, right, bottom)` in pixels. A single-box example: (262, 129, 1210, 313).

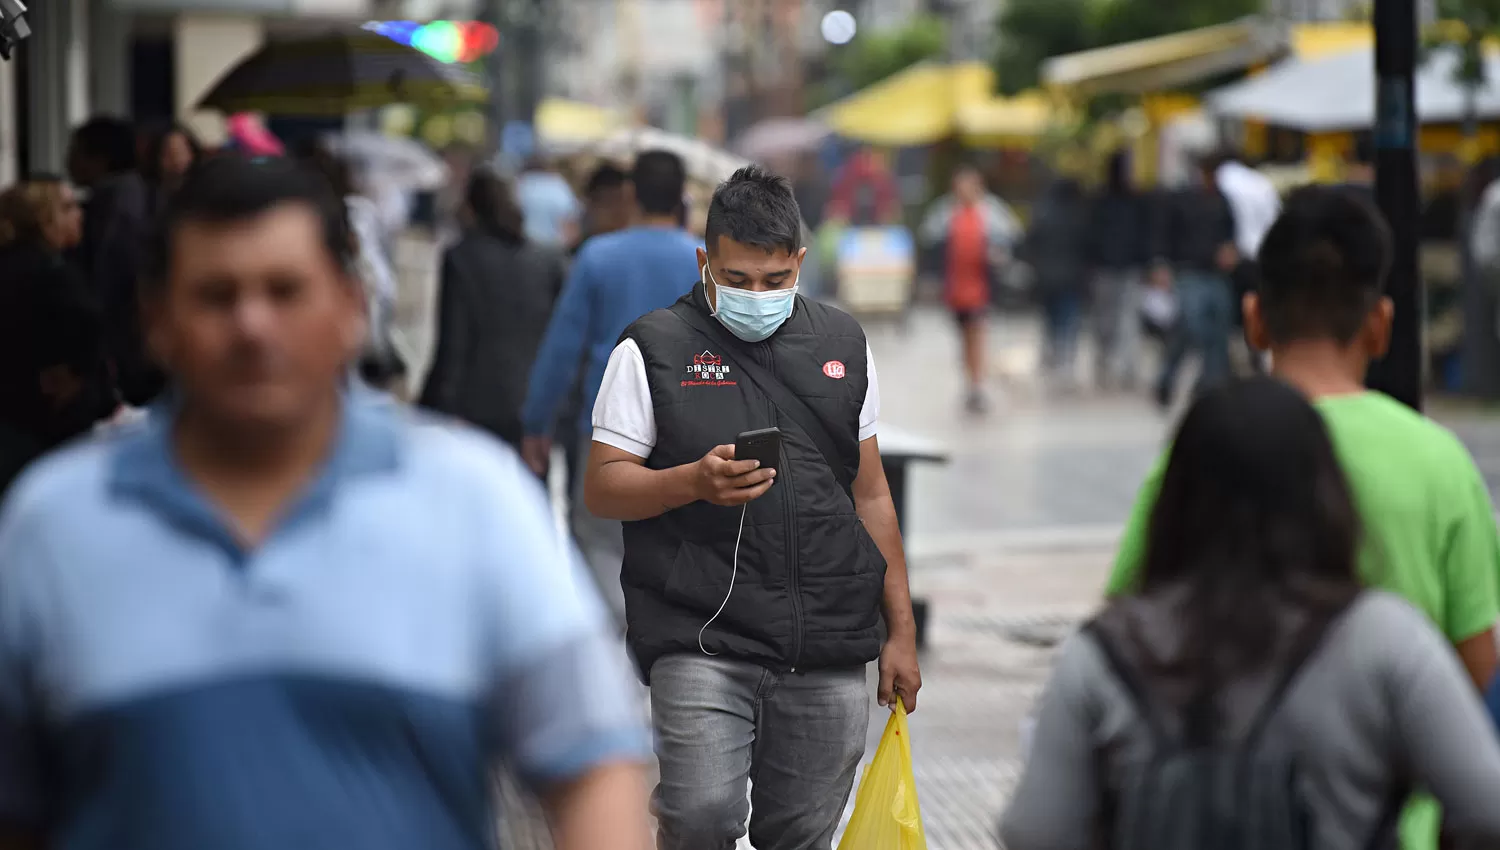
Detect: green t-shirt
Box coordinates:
(1106, 391, 1500, 850)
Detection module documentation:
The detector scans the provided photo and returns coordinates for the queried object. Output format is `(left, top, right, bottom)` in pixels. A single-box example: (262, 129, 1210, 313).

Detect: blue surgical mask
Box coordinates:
(704, 264, 798, 343)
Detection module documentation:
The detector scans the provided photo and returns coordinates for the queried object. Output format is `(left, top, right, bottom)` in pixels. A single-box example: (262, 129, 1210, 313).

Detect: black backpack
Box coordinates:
(1084, 598, 1405, 850)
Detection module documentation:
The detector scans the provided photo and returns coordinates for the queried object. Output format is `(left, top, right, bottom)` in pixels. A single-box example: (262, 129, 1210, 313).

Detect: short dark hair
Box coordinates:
(145, 155, 353, 295)
(1256, 185, 1392, 345)
(631, 150, 687, 216)
(293, 138, 355, 200)
(585, 163, 629, 196)
(71, 117, 138, 173)
(704, 165, 802, 256)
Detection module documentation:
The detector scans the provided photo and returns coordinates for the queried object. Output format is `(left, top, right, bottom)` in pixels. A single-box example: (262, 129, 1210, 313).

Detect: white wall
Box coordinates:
(65, 1, 89, 128)
(175, 14, 264, 146)
(0, 54, 15, 186)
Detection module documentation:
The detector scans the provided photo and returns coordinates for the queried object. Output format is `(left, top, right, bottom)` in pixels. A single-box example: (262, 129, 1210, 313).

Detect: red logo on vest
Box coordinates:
(822, 360, 847, 379)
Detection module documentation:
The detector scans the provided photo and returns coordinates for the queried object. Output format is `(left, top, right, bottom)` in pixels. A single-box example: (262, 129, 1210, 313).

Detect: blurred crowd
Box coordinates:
(920, 146, 1309, 412)
(10, 107, 1500, 850)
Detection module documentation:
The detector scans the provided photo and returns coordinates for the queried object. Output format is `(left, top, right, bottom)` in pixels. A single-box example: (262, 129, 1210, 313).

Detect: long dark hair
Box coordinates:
(142, 123, 203, 186)
(1136, 377, 1361, 705)
(465, 169, 525, 245)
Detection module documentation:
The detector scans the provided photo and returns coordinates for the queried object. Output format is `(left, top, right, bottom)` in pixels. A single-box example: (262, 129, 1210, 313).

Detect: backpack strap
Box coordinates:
(1244, 593, 1361, 747)
(1360, 784, 1410, 850)
(1083, 619, 1170, 748)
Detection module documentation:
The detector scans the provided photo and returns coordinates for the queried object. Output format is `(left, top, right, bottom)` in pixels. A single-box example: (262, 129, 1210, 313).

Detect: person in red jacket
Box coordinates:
(920, 166, 1021, 413)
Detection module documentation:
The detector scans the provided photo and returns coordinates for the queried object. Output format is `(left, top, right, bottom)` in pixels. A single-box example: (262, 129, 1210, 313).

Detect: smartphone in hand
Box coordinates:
(735, 427, 782, 472)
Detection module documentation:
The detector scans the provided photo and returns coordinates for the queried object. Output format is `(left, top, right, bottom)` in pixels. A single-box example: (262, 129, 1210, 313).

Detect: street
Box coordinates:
(841, 308, 1156, 849)
(514, 306, 1500, 850)
(848, 307, 1500, 849)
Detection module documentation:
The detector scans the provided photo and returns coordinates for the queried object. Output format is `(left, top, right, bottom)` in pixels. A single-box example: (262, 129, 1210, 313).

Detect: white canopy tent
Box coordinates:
(1207, 46, 1500, 131)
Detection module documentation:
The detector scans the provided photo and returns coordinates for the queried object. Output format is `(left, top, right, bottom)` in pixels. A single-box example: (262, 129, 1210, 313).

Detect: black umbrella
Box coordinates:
(196, 28, 486, 116)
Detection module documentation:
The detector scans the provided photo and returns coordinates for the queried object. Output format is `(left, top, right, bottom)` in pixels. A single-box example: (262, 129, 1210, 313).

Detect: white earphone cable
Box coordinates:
(698, 503, 747, 656)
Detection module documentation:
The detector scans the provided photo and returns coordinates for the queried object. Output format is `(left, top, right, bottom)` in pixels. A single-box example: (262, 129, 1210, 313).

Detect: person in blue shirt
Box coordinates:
(521, 149, 701, 624)
(515, 156, 582, 249)
(0, 156, 652, 850)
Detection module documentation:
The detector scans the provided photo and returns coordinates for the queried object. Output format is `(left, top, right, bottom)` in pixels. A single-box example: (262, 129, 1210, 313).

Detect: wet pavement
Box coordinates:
(841, 308, 1152, 849)
(850, 307, 1500, 849)
(507, 305, 1500, 849)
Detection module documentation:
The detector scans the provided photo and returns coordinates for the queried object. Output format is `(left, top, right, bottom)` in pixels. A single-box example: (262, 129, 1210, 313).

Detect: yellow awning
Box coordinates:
(957, 91, 1058, 148)
(1042, 17, 1288, 96)
(536, 98, 624, 145)
(1290, 22, 1371, 60)
(817, 61, 995, 146)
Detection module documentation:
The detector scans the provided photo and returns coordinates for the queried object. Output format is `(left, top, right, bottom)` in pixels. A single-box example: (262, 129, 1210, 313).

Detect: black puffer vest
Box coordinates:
(621, 283, 886, 681)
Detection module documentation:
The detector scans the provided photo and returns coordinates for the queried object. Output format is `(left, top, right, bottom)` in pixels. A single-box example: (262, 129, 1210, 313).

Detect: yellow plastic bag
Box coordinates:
(837, 697, 928, 850)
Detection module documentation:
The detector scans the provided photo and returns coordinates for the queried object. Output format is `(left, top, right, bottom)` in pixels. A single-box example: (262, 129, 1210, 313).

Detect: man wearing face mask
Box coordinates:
(583, 166, 922, 850)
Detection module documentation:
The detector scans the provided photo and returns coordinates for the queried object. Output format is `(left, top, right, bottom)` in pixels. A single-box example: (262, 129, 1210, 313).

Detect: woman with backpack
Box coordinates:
(1000, 377, 1500, 850)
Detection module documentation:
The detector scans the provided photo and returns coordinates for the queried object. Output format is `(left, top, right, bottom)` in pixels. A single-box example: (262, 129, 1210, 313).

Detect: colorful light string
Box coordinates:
(363, 20, 499, 64)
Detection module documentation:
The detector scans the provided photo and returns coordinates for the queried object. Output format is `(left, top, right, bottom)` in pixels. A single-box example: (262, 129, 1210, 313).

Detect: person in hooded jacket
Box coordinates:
(0, 179, 117, 494)
(420, 169, 566, 448)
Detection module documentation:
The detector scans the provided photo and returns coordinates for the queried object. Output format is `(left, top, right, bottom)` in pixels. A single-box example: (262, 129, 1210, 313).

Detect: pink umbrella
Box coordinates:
(733, 117, 830, 162)
(227, 113, 284, 157)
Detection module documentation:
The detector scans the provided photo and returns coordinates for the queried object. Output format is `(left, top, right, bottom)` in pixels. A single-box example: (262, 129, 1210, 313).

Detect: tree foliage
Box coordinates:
(994, 0, 1258, 95)
(807, 15, 948, 109)
(832, 14, 949, 92)
(1432, 0, 1500, 87)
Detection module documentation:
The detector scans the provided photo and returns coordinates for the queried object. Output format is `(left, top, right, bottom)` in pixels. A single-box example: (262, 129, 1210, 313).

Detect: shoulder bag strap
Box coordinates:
(673, 309, 855, 496)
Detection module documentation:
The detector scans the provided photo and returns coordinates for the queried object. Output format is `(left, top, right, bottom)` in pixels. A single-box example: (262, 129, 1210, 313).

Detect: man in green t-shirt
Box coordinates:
(1105, 186, 1500, 850)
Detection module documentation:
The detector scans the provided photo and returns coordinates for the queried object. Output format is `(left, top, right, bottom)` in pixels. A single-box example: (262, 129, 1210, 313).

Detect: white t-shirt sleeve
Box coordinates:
(859, 343, 880, 442)
(591, 339, 657, 458)
(592, 339, 877, 454)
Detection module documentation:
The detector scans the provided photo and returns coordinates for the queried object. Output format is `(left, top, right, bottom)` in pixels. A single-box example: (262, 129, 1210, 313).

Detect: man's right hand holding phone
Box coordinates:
(694, 445, 776, 506)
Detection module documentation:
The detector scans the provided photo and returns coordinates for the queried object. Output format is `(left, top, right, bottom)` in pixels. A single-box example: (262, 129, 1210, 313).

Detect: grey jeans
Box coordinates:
(649, 655, 870, 850)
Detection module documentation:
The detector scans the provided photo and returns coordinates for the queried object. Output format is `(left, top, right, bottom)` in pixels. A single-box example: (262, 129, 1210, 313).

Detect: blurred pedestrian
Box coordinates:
(919, 165, 1021, 413)
(0, 156, 653, 850)
(577, 162, 632, 249)
(554, 162, 636, 496)
(298, 140, 404, 391)
(583, 165, 921, 850)
(142, 122, 203, 213)
(516, 155, 582, 249)
(0, 178, 114, 494)
(1087, 151, 1152, 391)
(1004, 377, 1500, 850)
(520, 149, 699, 624)
(1023, 177, 1092, 392)
(1214, 150, 1281, 375)
(1152, 155, 1239, 409)
(68, 116, 161, 406)
(1108, 186, 1500, 850)
(420, 169, 566, 448)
